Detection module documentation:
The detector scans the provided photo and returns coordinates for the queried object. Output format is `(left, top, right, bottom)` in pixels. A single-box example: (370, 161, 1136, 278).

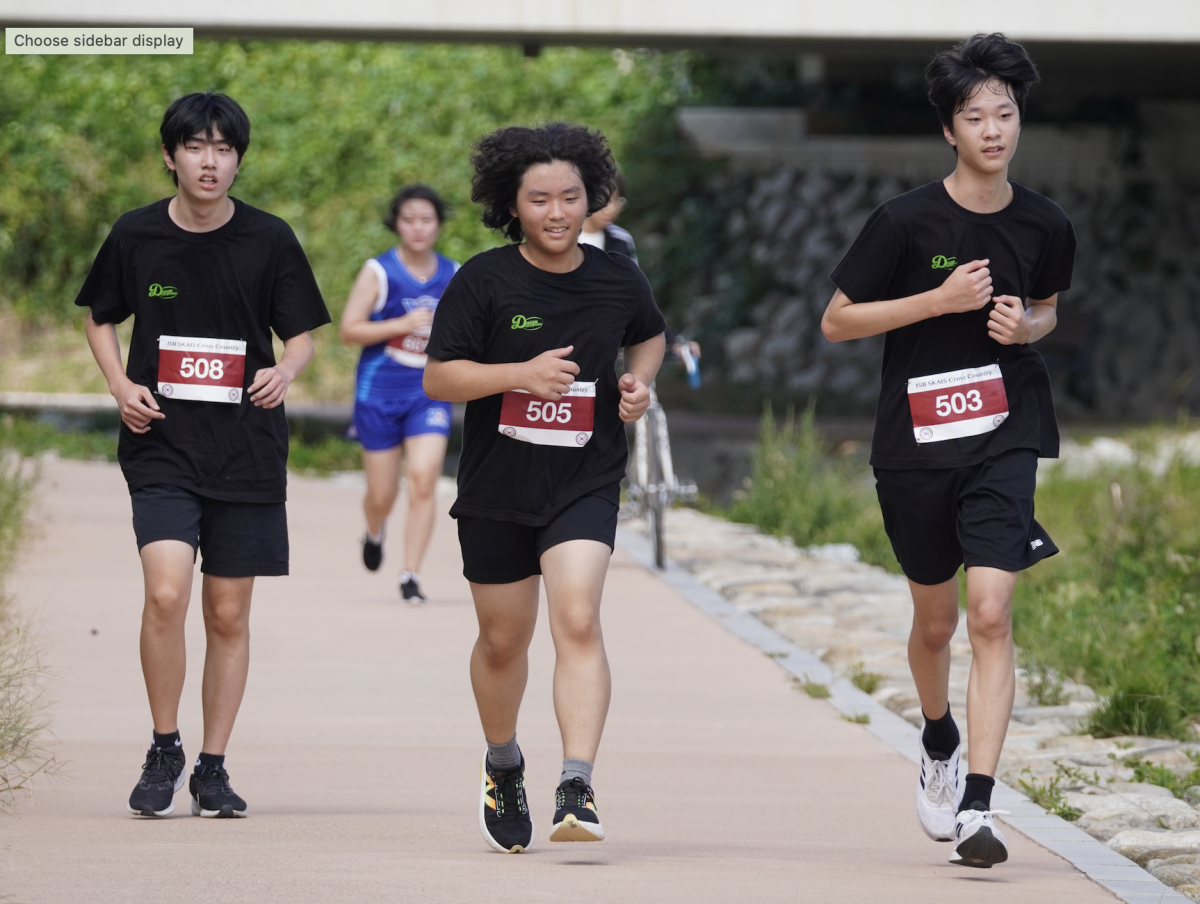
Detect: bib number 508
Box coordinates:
(526, 400, 572, 424)
(935, 390, 983, 417)
(179, 357, 225, 381)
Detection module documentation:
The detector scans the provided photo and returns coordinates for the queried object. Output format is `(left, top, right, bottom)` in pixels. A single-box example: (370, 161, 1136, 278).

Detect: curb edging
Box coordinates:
(616, 526, 1189, 904)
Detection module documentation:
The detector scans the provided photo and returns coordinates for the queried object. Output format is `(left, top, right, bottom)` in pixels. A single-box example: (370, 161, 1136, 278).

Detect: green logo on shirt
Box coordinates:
(148, 283, 178, 299)
(511, 315, 543, 330)
(931, 255, 958, 270)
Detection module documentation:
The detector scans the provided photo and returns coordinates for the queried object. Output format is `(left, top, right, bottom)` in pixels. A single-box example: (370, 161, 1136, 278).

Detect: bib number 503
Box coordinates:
(526, 400, 572, 424)
(935, 390, 983, 418)
(178, 357, 225, 381)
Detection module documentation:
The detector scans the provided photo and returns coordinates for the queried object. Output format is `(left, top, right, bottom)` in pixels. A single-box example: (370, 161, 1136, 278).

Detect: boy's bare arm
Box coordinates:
(821, 259, 994, 342)
(84, 310, 164, 433)
(988, 295, 1058, 346)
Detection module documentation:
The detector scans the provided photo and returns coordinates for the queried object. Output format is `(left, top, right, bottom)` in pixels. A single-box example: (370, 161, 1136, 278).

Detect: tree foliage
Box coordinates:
(0, 42, 690, 324)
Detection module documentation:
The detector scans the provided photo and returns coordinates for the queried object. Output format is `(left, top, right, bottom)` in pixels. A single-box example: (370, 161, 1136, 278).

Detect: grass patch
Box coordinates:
(0, 451, 53, 809)
(0, 414, 117, 462)
(796, 676, 831, 699)
(848, 663, 885, 695)
(727, 404, 897, 571)
(1017, 767, 1084, 820)
(1013, 431, 1200, 739)
(287, 434, 362, 475)
(842, 713, 871, 725)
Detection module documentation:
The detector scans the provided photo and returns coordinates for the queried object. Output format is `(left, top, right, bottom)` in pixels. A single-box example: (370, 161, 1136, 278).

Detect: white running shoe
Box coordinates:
(950, 808, 1010, 868)
(915, 741, 965, 841)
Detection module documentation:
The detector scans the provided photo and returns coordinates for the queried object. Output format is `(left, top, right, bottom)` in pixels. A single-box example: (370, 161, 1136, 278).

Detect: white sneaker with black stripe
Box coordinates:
(950, 807, 1009, 868)
(915, 741, 965, 841)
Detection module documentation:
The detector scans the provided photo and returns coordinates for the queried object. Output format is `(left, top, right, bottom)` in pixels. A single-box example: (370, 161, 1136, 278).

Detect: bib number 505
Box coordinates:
(178, 357, 225, 381)
(934, 390, 983, 418)
(525, 400, 572, 424)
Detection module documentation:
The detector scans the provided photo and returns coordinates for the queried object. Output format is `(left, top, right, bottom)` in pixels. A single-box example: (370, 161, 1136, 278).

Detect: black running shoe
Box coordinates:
(127, 744, 187, 817)
(478, 752, 534, 853)
(362, 534, 383, 571)
(550, 777, 604, 842)
(190, 763, 248, 818)
(400, 573, 427, 605)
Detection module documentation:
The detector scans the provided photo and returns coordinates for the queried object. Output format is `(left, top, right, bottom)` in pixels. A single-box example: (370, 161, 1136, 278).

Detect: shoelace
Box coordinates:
(924, 757, 954, 803)
(492, 771, 527, 817)
(556, 779, 594, 810)
(196, 764, 234, 796)
(140, 748, 181, 786)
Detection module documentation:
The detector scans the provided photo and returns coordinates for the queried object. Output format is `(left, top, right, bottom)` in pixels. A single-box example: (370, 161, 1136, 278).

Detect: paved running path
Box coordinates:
(3, 460, 1117, 903)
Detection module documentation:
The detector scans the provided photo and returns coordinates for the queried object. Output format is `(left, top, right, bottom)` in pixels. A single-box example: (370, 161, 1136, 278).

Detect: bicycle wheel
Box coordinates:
(646, 408, 666, 569)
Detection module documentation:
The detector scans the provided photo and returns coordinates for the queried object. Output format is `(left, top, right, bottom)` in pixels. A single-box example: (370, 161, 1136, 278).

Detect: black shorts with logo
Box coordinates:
(873, 448, 1057, 586)
(131, 484, 289, 578)
(457, 492, 619, 585)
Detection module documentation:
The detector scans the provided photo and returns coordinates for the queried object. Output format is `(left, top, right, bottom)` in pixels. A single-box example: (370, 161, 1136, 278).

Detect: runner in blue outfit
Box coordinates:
(340, 185, 458, 603)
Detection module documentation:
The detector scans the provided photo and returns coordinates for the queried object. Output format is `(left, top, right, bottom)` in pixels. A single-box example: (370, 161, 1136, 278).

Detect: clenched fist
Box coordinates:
(522, 346, 580, 401)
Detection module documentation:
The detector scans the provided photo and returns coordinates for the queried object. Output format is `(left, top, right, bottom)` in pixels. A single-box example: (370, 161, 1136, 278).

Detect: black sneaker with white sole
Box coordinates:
(190, 763, 248, 818)
(127, 745, 187, 817)
(400, 572, 427, 604)
(362, 534, 383, 571)
(950, 807, 1009, 868)
(479, 752, 534, 853)
(549, 777, 604, 842)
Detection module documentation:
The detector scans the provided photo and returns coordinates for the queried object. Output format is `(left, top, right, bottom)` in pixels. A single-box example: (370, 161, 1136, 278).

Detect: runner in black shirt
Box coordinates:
(822, 35, 1075, 869)
(76, 93, 330, 820)
(425, 123, 665, 852)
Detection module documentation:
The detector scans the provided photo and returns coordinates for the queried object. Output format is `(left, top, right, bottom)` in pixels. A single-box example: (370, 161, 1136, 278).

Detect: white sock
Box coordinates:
(400, 571, 420, 584)
(365, 525, 385, 545)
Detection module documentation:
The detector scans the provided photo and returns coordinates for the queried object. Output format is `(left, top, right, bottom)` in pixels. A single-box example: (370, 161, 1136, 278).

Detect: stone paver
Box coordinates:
(2, 460, 1122, 902)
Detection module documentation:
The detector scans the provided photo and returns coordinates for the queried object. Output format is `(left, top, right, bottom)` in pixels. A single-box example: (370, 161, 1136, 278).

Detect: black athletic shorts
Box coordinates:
(130, 485, 289, 578)
(457, 492, 619, 585)
(873, 448, 1057, 586)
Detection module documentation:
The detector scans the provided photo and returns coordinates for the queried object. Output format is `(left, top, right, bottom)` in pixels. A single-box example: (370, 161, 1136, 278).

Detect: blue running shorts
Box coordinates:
(352, 396, 452, 451)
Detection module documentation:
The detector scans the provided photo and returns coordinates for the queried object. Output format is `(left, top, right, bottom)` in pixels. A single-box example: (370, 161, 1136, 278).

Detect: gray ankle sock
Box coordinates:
(486, 736, 521, 772)
(560, 758, 593, 786)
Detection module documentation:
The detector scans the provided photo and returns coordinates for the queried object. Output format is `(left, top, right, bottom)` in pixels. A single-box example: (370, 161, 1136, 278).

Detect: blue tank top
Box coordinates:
(355, 249, 459, 403)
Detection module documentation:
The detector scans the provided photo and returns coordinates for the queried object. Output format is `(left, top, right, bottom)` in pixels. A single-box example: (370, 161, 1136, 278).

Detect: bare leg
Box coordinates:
(469, 577, 540, 743)
(963, 566, 1018, 776)
(906, 576, 960, 722)
(541, 541, 612, 763)
(139, 540, 196, 734)
(401, 433, 448, 573)
(199, 575, 255, 755)
(361, 447, 403, 538)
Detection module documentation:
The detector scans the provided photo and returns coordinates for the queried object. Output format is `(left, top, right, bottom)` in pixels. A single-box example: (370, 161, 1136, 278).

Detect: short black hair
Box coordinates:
(925, 33, 1040, 131)
(470, 123, 617, 242)
(160, 92, 251, 186)
(384, 184, 451, 232)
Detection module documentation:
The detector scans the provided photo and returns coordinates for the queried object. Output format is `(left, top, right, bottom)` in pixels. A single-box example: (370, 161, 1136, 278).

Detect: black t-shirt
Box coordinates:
(74, 198, 331, 502)
(831, 181, 1076, 470)
(426, 243, 666, 525)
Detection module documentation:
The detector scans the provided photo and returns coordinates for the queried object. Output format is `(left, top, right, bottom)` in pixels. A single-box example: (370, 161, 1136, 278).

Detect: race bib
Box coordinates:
(498, 382, 596, 447)
(385, 330, 430, 368)
(907, 364, 1009, 444)
(157, 335, 247, 404)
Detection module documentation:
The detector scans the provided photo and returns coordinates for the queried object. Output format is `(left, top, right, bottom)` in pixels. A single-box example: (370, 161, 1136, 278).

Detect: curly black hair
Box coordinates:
(926, 33, 1039, 131)
(470, 123, 617, 242)
(383, 184, 451, 232)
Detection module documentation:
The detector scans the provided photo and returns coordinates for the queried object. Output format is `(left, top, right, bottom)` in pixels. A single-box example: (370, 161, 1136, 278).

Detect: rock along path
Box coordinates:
(4, 459, 1122, 903)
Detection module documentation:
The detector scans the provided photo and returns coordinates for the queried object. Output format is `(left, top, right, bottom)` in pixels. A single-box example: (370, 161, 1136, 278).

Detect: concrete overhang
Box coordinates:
(4, 1, 1200, 48)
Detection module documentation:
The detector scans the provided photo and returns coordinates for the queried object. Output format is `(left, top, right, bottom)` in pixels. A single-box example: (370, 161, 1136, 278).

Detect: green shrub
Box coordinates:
(1086, 682, 1190, 740)
(727, 403, 897, 571)
(287, 434, 364, 475)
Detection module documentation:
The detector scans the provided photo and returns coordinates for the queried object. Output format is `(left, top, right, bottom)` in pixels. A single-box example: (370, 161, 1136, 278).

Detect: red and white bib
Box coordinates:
(158, 336, 246, 404)
(385, 329, 430, 368)
(498, 381, 596, 447)
(907, 364, 1009, 444)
